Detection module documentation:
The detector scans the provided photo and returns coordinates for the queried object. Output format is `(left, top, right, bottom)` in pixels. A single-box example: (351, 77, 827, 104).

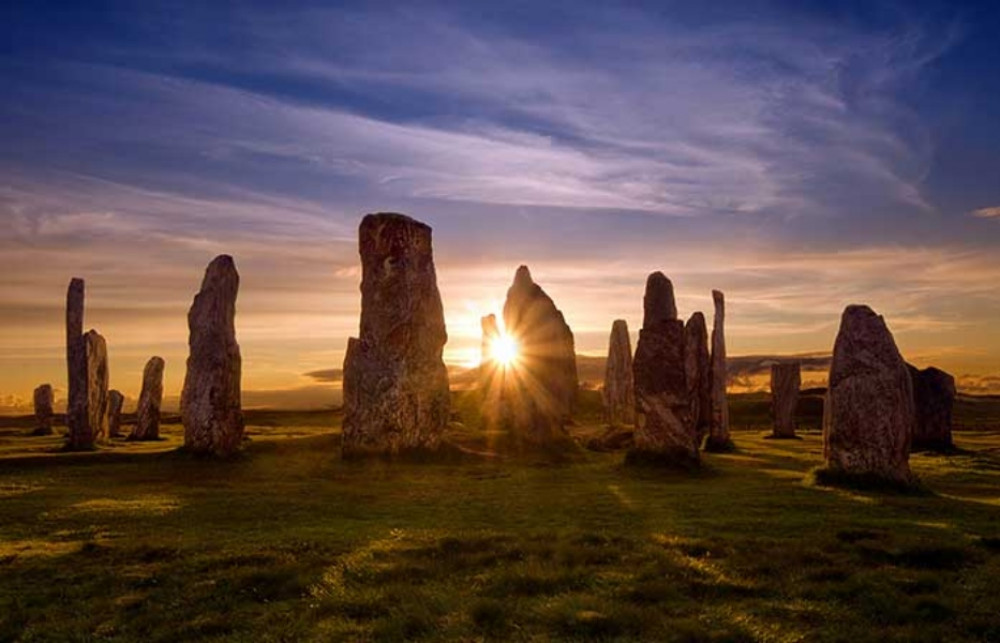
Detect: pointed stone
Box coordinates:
(32, 384, 54, 436)
(705, 290, 734, 452)
(342, 213, 450, 458)
(65, 278, 88, 446)
(822, 305, 914, 486)
(642, 272, 677, 328)
(685, 312, 711, 445)
(181, 255, 244, 457)
(603, 319, 635, 427)
(770, 362, 801, 438)
(499, 265, 578, 446)
(628, 272, 698, 467)
(132, 357, 165, 441)
(908, 365, 955, 452)
(108, 390, 125, 438)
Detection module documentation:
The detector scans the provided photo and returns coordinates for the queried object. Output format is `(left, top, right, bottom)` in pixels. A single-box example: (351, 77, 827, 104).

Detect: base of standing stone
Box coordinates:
(30, 426, 54, 436)
(586, 426, 635, 452)
(809, 466, 924, 494)
(703, 436, 737, 453)
(763, 433, 802, 441)
(624, 447, 701, 469)
(911, 439, 956, 453)
(125, 434, 168, 442)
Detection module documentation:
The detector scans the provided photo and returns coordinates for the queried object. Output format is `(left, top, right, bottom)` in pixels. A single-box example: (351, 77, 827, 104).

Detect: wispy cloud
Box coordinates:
(972, 206, 1000, 219)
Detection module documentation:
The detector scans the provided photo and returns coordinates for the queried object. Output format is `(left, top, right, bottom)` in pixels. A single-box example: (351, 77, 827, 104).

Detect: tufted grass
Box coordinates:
(1, 400, 1000, 640)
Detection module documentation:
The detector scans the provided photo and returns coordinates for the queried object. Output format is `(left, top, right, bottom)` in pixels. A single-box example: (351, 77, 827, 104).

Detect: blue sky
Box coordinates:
(2, 0, 999, 408)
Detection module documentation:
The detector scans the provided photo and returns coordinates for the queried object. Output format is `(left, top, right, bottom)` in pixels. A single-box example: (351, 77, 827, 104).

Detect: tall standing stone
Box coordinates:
(705, 290, 734, 452)
(342, 213, 450, 458)
(628, 272, 699, 466)
(770, 362, 801, 439)
(132, 356, 165, 441)
(80, 330, 109, 448)
(822, 305, 914, 486)
(500, 265, 578, 446)
(108, 390, 125, 438)
(181, 255, 244, 457)
(603, 319, 635, 427)
(685, 312, 711, 445)
(65, 278, 88, 446)
(908, 365, 955, 452)
(32, 384, 54, 436)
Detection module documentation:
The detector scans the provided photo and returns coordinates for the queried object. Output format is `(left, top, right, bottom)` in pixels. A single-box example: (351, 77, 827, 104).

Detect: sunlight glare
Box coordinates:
(490, 333, 519, 367)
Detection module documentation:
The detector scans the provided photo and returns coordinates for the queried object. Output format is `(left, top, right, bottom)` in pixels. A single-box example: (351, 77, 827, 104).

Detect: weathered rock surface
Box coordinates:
(108, 390, 125, 438)
(586, 426, 634, 452)
(643, 272, 677, 327)
(770, 362, 801, 438)
(685, 312, 711, 445)
(81, 330, 109, 448)
(499, 265, 578, 446)
(33, 384, 54, 436)
(132, 356, 165, 441)
(823, 305, 914, 485)
(908, 364, 955, 451)
(628, 272, 699, 466)
(342, 213, 450, 458)
(181, 255, 244, 457)
(705, 290, 733, 451)
(603, 319, 635, 427)
(65, 278, 88, 447)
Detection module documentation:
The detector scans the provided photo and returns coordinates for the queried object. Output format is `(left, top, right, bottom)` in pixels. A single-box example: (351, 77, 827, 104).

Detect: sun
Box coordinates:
(490, 333, 519, 367)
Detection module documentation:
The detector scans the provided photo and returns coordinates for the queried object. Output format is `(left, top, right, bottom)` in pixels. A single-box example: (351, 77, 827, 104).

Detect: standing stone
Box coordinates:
(628, 272, 698, 466)
(908, 365, 955, 451)
(770, 362, 801, 439)
(108, 390, 125, 438)
(685, 312, 711, 445)
(822, 305, 914, 486)
(132, 356, 165, 441)
(499, 265, 578, 446)
(65, 278, 88, 446)
(32, 384, 54, 436)
(79, 330, 109, 448)
(603, 319, 635, 427)
(342, 213, 450, 458)
(181, 255, 244, 457)
(705, 290, 734, 452)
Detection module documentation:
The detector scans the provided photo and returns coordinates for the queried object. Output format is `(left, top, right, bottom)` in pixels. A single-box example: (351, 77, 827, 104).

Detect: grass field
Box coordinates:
(2, 396, 1000, 641)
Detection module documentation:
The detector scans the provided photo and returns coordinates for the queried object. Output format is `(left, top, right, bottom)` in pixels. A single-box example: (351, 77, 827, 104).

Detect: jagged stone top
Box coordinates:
(829, 304, 902, 389)
(359, 213, 434, 257)
(642, 272, 677, 329)
(200, 255, 239, 293)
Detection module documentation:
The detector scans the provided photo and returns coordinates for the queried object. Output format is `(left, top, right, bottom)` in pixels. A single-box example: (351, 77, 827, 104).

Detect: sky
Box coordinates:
(2, 0, 999, 412)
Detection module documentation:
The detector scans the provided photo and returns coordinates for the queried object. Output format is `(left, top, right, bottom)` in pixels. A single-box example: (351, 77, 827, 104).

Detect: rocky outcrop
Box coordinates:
(65, 278, 89, 447)
(705, 290, 734, 452)
(499, 265, 578, 446)
(684, 312, 711, 445)
(603, 319, 635, 427)
(132, 356, 165, 441)
(32, 384, 54, 436)
(181, 255, 244, 457)
(770, 362, 801, 438)
(908, 365, 955, 451)
(108, 390, 125, 438)
(822, 305, 914, 486)
(628, 272, 699, 466)
(342, 213, 450, 458)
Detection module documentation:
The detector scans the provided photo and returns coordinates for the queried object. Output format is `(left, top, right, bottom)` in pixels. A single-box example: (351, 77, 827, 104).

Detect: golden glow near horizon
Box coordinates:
(490, 333, 519, 368)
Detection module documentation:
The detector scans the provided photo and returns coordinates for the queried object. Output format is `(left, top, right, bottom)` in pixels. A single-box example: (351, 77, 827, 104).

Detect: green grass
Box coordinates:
(1, 402, 1000, 640)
